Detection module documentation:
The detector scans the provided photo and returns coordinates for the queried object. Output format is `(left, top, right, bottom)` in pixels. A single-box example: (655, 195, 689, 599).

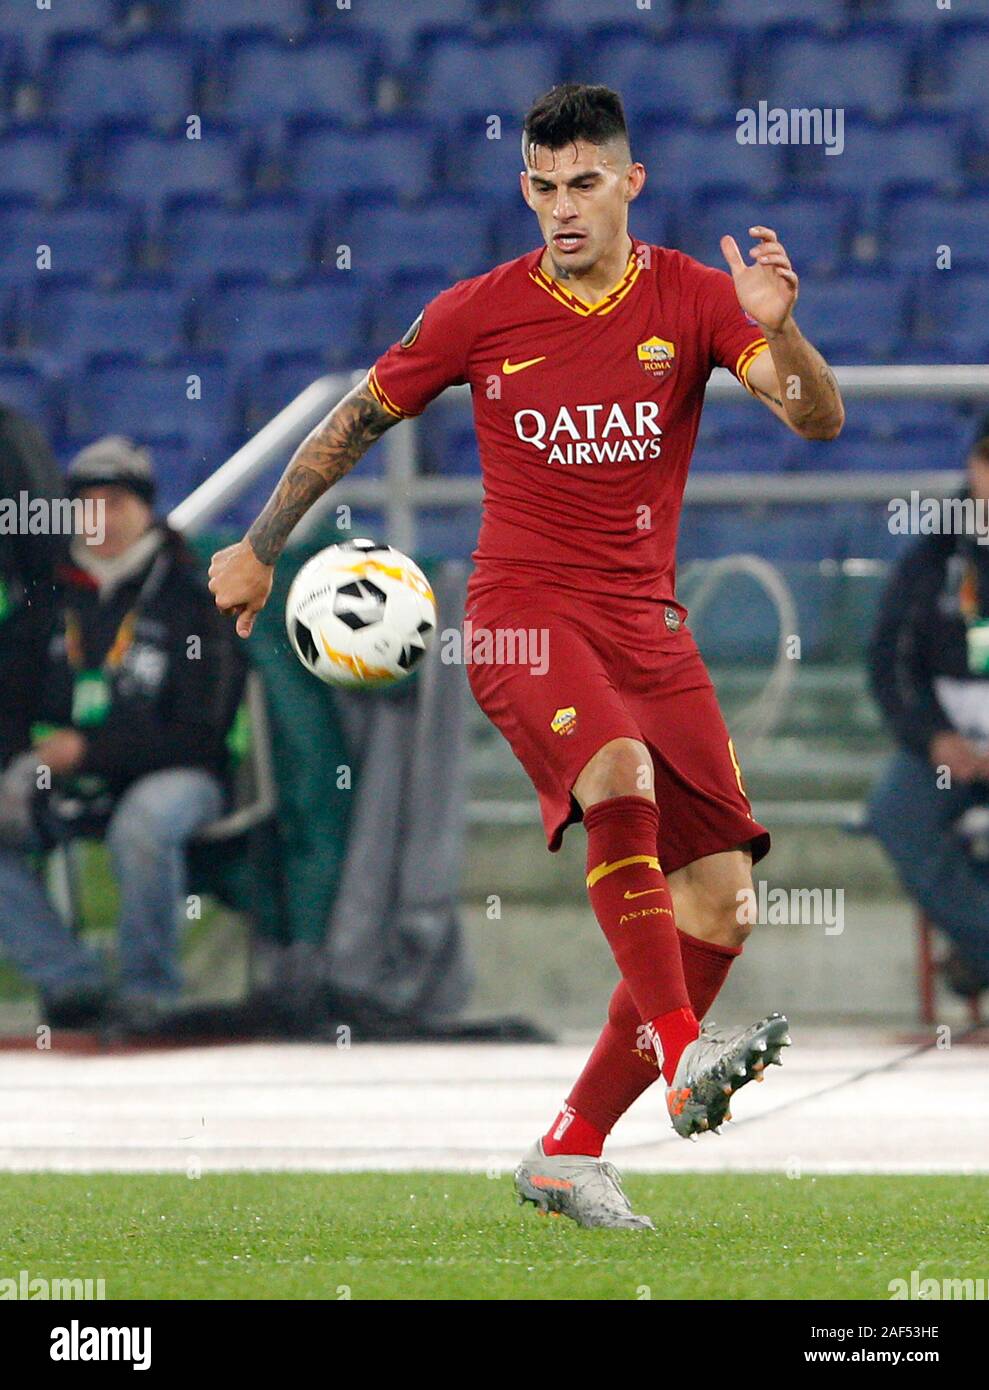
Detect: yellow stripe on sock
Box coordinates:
(586, 854, 661, 889)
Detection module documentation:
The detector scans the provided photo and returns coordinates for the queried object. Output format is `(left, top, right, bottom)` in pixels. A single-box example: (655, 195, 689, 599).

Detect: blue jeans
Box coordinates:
(868, 748, 989, 979)
(0, 767, 223, 1001)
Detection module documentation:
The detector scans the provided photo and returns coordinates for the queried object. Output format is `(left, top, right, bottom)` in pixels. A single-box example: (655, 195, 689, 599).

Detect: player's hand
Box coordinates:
(208, 538, 274, 639)
(721, 226, 798, 335)
(929, 730, 982, 783)
(34, 729, 87, 777)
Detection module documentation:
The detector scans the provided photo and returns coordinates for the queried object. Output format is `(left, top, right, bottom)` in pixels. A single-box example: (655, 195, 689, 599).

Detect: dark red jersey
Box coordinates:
(369, 237, 768, 602)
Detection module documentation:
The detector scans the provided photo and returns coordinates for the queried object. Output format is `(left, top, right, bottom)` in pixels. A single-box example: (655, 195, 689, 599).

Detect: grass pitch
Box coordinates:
(1, 1172, 987, 1300)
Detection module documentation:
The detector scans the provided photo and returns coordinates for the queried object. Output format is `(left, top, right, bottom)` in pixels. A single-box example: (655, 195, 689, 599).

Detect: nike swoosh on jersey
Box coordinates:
(502, 356, 547, 375)
(623, 888, 666, 900)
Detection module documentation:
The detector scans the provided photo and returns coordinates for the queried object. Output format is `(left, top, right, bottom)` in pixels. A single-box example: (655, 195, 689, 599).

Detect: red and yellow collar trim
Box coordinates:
(529, 245, 641, 318)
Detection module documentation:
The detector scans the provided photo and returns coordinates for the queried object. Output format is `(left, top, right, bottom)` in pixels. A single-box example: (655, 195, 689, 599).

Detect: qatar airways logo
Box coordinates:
(514, 402, 663, 467)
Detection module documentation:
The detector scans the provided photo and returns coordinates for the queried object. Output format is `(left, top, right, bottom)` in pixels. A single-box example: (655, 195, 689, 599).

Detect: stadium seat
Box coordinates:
(790, 115, 966, 214)
(541, 0, 676, 29)
(761, 22, 914, 120)
(63, 354, 235, 452)
(852, 398, 974, 443)
(416, 28, 563, 120)
(46, 35, 199, 127)
(706, 0, 847, 26)
(0, 126, 72, 201)
(636, 117, 787, 199)
(443, 113, 529, 195)
(791, 272, 909, 360)
(414, 505, 481, 559)
(0, 357, 52, 432)
(140, 436, 220, 511)
(682, 189, 849, 275)
(335, 194, 491, 283)
(914, 271, 989, 358)
(242, 351, 348, 432)
(0, 198, 138, 287)
(575, 26, 738, 120)
(195, 276, 367, 366)
(369, 272, 451, 356)
(788, 427, 961, 473)
(164, 196, 314, 282)
(924, 20, 989, 120)
(219, 33, 377, 127)
(28, 280, 188, 367)
(288, 117, 438, 203)
(0, 0, 119, 69)
(881, 188, 989, 271)
(420, 395, 480, 476)
(865, 0, 977, 23)
(178, 0, 311, 38)
(99, 124, 248, 221)
(336, 0, 479, 67)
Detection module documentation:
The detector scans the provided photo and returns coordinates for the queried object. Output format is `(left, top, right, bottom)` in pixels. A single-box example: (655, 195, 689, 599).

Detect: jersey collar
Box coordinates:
(528, 239, 642, 318)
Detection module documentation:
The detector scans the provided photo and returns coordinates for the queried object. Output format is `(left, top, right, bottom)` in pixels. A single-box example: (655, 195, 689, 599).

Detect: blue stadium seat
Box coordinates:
(683, 189, 849, 275)
(0, 0, 119, 68)
(915, 271, 989, 358)
(196, 276, 367, 365)
(369, 271, 451, 356)
(791, 272, 909, 360)
(178, 0, 311, 37)
(220, 34, 377, 127)
(791, 114, 965, 208)
(29, 280, 188, 366)
(882, 188, 989, 270)
(336, 194, 490, 283)
(0, 126, 72, 200)
(243, 351, 335, 426)
(143, 438, 220, 513)
(852, 398, 973, 441)
(690, 435, 786, 473)
(541, 0, 676, 28)
(99, 124, 247, 220)
(420, 394, 479, 475)
(788, 427, 961, 472)
(707, 0, 847, 25)
(47, 35, 199, 127)
(761, 23, 914, 120)
(925, 20, 989, 119)
(339, 0, 479, 67)
(444, 113, 527, 194)
(865, 0, 980, 23)
(0, 357, 52, 431)
(0, 198, 138, 286)
(417, 28, 563, 119)
(636, 118, 787, 199)
(414, 506, 481, 560)
(164, 197, 314, 282)
(288, 118, 438, 202)
(678, 504, 843, 563)
(576, 26, 738, 120)
(64, 354, 234, 451)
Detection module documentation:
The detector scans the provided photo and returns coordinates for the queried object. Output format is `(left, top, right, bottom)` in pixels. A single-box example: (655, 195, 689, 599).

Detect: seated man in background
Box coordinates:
(868, 432, 989, 999)
(0, 437, 246, 1028)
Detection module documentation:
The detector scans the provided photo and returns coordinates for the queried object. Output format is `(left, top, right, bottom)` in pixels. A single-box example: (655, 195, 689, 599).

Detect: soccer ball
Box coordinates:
(285, 538, 437, 687)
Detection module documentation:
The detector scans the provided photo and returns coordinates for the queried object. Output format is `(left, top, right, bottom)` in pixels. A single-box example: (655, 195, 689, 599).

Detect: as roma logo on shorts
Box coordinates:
(551, 706, 577, 736)
(636, 335, 676, 375)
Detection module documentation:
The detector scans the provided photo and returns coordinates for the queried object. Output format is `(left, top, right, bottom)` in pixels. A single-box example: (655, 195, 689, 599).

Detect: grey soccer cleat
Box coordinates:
(665, 1012, 791, 1139)
(513, 1140, 655, 1230)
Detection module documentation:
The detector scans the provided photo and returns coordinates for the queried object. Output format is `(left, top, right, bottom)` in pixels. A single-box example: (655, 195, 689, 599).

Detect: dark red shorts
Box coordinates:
(464, 578, 770, 874)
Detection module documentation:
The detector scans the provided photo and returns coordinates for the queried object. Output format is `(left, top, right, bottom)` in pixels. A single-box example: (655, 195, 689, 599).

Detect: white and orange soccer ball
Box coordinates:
(285, 538, 436, 687)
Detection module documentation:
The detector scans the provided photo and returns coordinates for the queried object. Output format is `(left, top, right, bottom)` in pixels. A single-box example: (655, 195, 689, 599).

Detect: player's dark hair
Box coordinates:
(522, 84, 631, 163)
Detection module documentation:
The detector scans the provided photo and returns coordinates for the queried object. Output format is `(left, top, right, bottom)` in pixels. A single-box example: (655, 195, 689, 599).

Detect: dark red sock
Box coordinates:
(583, 796, 692, 1021)
(562, 929, 744, 1136)
(677, 928, 742, 1020)
(542, 1104, 606, 1157)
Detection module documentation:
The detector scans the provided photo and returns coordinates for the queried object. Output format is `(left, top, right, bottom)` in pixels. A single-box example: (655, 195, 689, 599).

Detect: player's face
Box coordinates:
(521, 139, 645, 275)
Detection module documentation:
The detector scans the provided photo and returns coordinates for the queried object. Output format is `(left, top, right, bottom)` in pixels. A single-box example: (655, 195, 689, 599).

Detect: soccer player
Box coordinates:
(208, 85, 844, 1228)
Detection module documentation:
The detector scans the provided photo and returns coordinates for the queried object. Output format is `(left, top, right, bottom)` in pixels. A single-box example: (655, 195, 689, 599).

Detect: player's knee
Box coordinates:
(691, 880, 754, 948)
(574, 738, 654, 807)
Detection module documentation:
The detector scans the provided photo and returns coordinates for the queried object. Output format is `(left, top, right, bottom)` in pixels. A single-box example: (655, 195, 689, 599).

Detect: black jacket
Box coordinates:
(37, 524, 247, 792)
(0, 404, 66, 764)
(868, 507, 989, 759)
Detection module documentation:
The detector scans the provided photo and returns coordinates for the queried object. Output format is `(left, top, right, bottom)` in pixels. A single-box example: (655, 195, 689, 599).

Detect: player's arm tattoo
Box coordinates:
(762, 323, 844, 440)
(247, 377, 399, 564)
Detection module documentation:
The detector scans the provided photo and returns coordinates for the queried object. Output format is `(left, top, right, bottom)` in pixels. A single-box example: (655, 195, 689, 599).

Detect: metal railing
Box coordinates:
(171, 364, 989, 546)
